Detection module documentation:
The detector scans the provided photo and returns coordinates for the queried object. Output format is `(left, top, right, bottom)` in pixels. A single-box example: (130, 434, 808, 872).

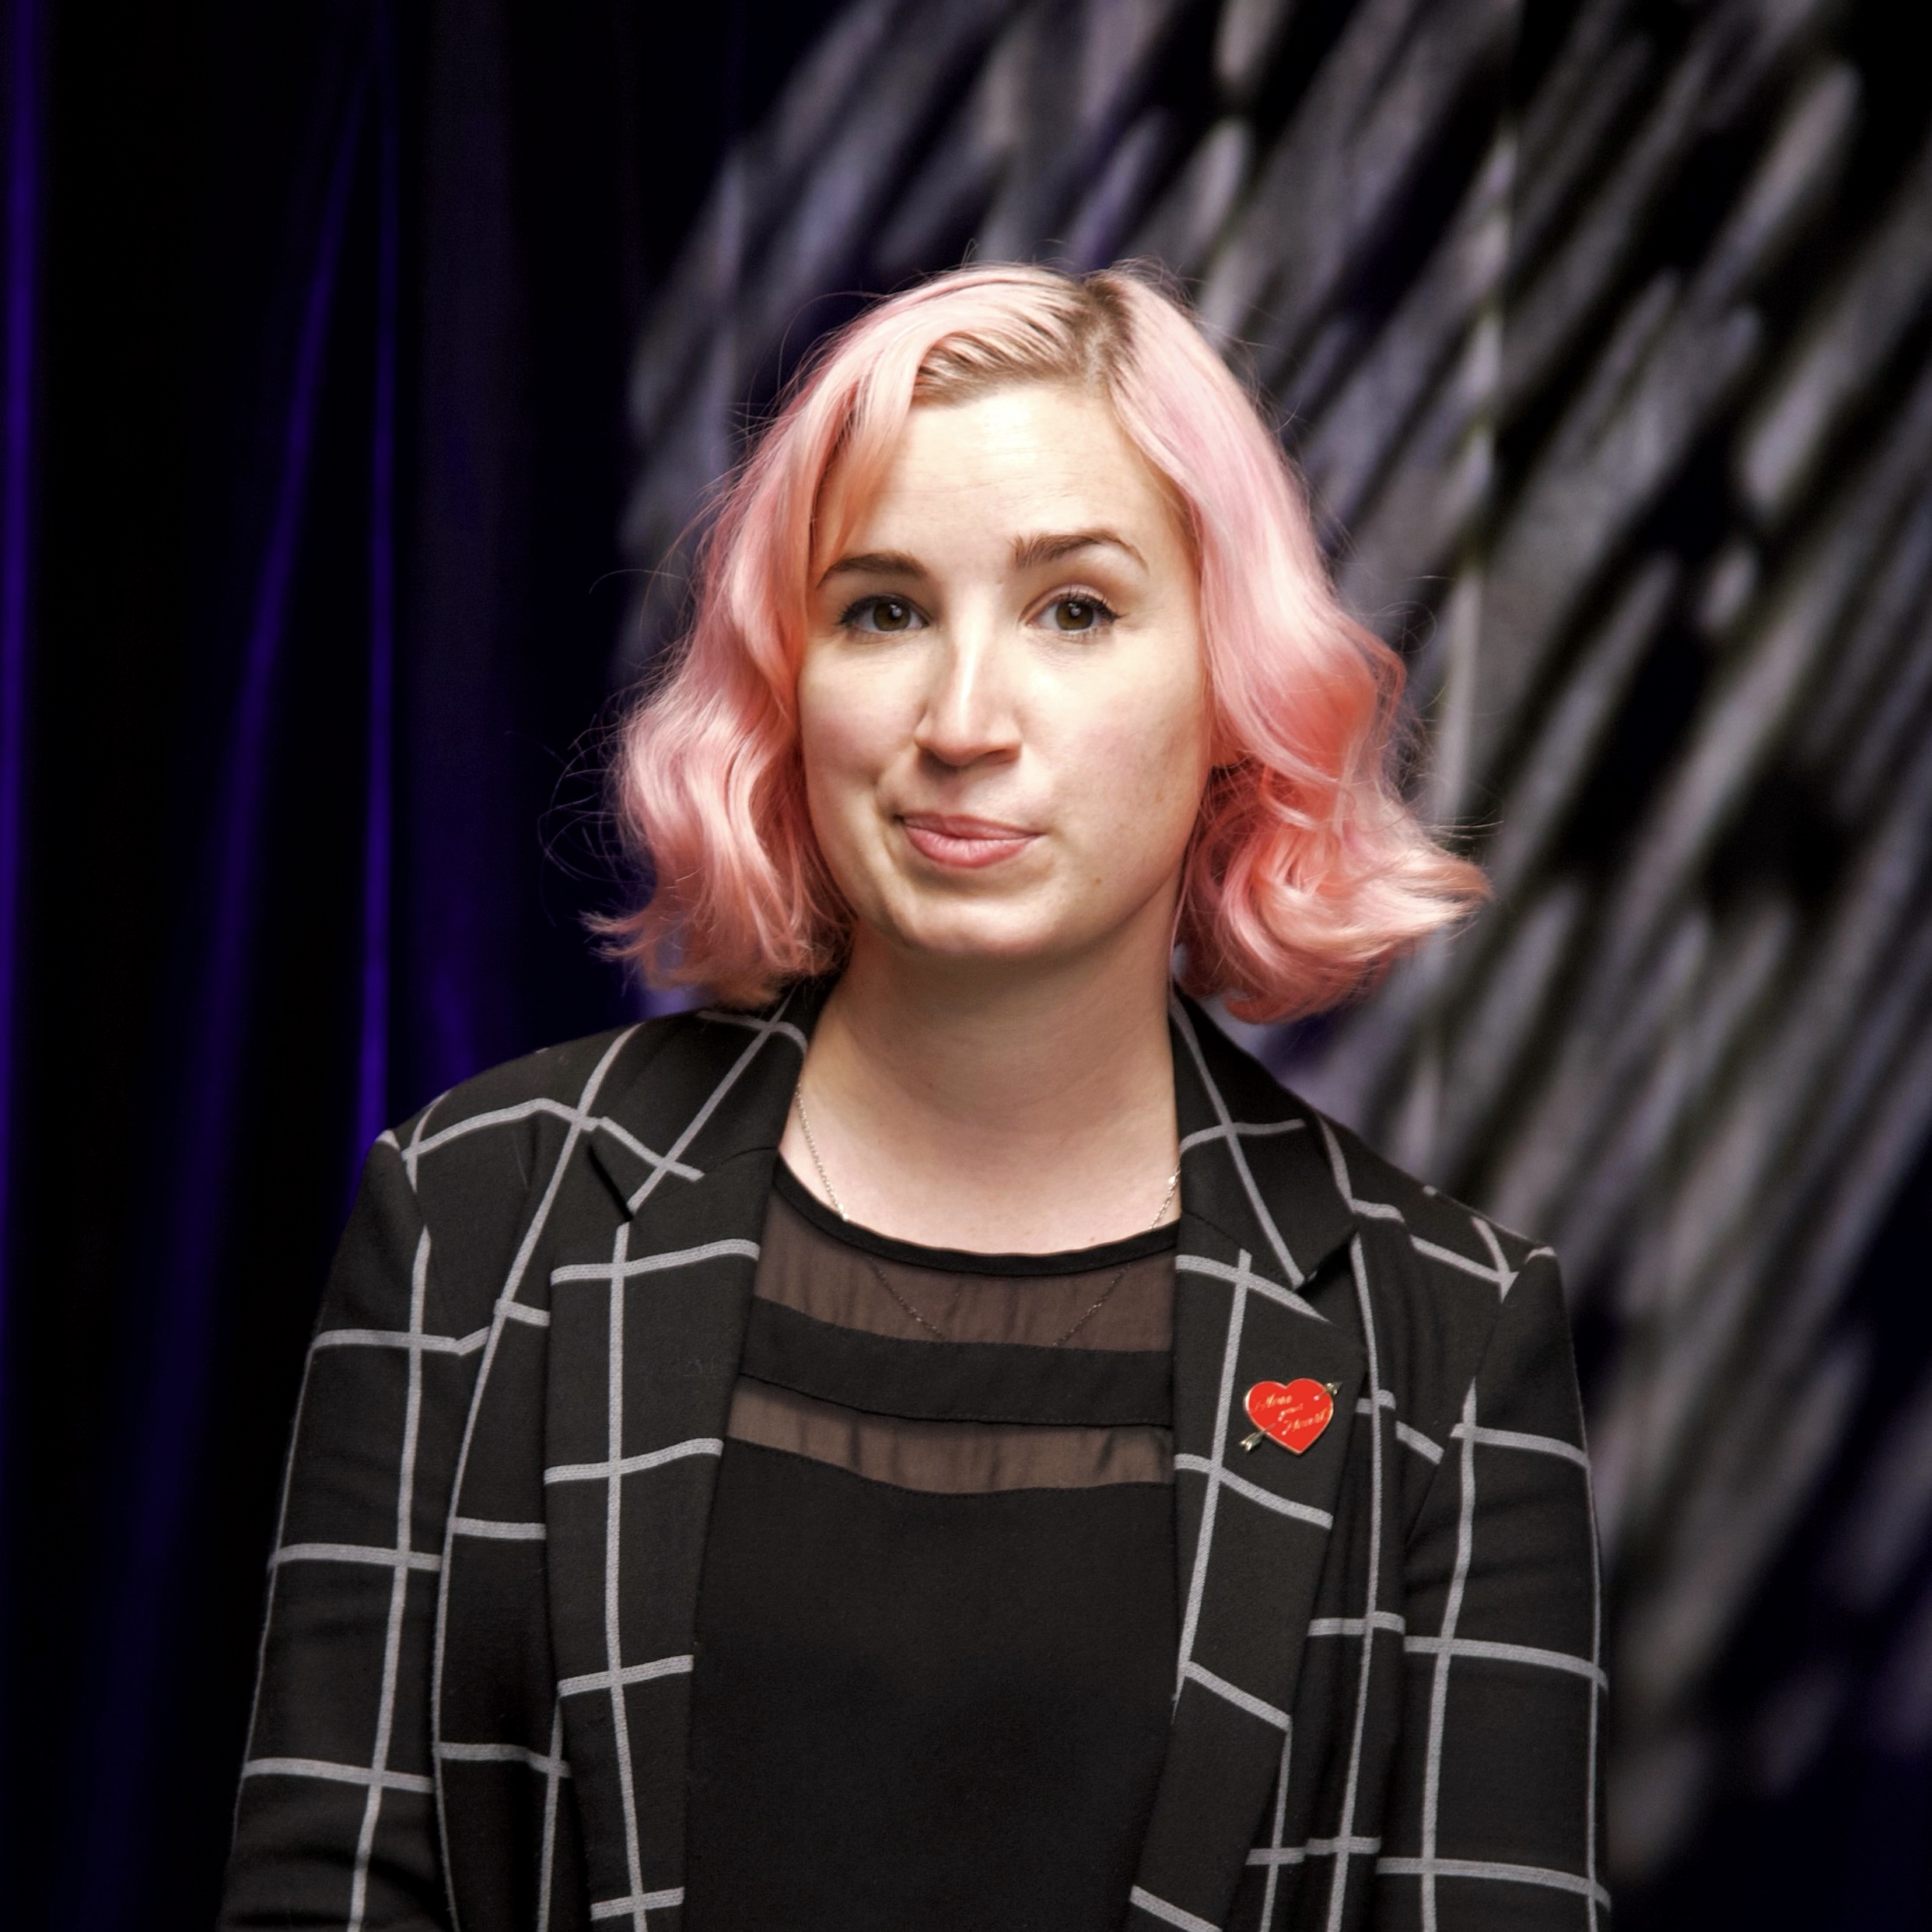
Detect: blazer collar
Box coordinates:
(582, 982, 1357, 1270)
(582, 979, 830, 1216)
(1167, 990, 1356, 1290)
(555, 982, 1362, 1927)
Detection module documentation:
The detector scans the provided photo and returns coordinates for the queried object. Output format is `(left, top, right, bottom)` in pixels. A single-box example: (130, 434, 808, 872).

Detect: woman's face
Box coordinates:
(799, 380, 1212, 978)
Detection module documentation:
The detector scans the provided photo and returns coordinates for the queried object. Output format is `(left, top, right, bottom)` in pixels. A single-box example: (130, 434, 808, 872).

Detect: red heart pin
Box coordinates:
(1241, 1378, 1336, 1455)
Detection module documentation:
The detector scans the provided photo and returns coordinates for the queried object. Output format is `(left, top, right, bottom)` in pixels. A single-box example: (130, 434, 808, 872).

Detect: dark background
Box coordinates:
(0, 2, 839, 1923)
(3, 2, 1931, 1927)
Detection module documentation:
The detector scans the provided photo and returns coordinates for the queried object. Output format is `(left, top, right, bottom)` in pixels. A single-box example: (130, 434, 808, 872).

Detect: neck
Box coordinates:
(786, 911, 1181, 1251)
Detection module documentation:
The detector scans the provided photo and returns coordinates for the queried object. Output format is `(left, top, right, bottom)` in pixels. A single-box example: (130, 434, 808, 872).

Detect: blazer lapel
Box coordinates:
(544, 987, 824, 1923)
(1128, 997, 1362, 1932)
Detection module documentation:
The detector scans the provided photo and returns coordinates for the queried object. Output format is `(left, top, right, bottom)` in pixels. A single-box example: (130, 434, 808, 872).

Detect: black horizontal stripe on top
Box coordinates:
(683, 1164, 1180, 1932)
(738, 1297, 1172, 1426)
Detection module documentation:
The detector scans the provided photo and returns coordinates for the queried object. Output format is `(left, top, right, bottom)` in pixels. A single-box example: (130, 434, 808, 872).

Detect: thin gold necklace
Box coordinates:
(792, 1087, 1181, 1348)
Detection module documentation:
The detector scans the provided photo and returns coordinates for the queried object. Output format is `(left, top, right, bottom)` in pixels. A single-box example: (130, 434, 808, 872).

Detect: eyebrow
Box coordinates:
(817, 550, 929, 586)
(1010, 528, 1146, 571)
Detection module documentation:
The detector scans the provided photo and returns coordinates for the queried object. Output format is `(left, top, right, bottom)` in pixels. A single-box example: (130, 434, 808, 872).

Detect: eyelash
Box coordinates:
(1041, 586, 1119, 633)
(835, 589, 1121, 635)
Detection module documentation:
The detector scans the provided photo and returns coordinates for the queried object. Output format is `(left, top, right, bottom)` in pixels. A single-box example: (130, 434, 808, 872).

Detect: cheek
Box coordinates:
(1129, 656, 1212, 796)
(1070, 674, 1210, 865)
(796, 656, 912, 866)
(797, 659, 877, 792)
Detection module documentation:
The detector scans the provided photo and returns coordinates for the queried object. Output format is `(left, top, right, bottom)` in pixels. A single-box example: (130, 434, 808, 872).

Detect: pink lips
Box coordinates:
(899, 813, 1038, 870)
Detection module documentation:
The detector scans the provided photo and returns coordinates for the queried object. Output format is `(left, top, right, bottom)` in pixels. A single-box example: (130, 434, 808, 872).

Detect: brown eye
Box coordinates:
(842, 596, 925, 634)
(1052, 597, 1104, 632)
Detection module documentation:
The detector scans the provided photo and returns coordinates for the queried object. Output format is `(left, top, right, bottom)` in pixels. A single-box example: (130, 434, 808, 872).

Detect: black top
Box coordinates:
(682, 1164, 1181, 1932)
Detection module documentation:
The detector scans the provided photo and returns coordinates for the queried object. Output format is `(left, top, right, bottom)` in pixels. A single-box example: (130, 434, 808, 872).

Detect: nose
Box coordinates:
(912, 618, 1022, 772)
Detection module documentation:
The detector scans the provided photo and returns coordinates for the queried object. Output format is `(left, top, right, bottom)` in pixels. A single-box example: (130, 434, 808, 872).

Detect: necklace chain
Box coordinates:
(792, 1087, 1181, 1348)
(793, 1087, 848, 1218)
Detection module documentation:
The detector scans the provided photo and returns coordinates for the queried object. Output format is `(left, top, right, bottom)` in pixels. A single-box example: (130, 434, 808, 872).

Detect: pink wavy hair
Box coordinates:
(607, 263, 1486, 1020)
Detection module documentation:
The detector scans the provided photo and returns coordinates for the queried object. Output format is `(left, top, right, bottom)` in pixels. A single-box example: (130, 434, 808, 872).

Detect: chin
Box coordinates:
(895, 924, 1060, 968)
(863, 892, 1046, 957)
(877, 895, 1130, 972)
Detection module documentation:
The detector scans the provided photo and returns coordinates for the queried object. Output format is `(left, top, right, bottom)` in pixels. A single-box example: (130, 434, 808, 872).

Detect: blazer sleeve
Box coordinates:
(220, 1136, 460, 1931)
(1377, 1251, 1608, 1929)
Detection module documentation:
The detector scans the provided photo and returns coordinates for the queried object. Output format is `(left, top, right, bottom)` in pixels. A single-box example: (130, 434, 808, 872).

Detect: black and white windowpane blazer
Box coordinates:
(222, 983, 1607, 1932)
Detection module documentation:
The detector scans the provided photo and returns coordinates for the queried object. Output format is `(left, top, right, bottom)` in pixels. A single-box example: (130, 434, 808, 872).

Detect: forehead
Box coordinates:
(832, 382, 1183, 553)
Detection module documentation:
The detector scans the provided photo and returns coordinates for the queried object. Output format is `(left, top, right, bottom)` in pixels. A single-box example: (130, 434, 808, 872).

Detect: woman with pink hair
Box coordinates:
(225, 266, 1603, 1932)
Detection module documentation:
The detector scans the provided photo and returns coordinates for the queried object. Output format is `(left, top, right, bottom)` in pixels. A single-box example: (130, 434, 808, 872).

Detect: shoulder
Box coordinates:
(1180, 998, 1550, 1297)
(1297, 1101, 1573, 1458)
(380, 998, 813, 1211)
(372, 1017, 688, 1232)
(393, 1021, 672, 1143)
(1307, 1104, 1553, 1297)
(389, 1000, 801, 1149)
(355, 1010, 781, 1328)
